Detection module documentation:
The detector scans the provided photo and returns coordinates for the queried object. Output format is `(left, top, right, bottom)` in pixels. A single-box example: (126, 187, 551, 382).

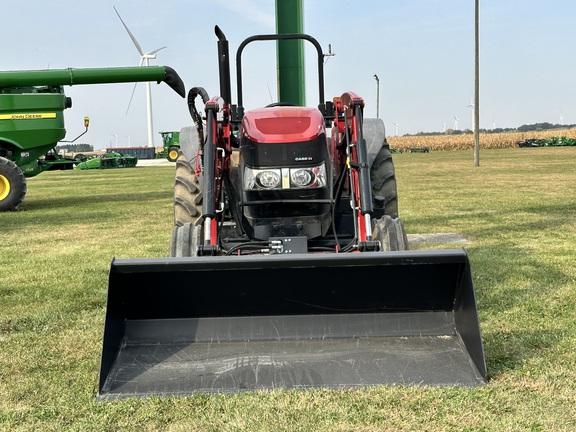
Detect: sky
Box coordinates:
(2, 1, 575, 149)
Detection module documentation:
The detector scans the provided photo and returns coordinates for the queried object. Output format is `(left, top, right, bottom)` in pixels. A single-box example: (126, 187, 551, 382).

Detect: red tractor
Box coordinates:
(170, 29, 407, 257)
(99, 27, 485, 399)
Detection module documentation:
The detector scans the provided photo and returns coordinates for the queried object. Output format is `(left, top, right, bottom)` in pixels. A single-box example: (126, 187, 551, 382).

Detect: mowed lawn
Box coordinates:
(1, 147, 575, 431)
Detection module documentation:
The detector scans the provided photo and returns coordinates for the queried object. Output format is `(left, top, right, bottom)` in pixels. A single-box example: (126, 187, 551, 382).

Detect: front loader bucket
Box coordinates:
(98, 249, 486, 399)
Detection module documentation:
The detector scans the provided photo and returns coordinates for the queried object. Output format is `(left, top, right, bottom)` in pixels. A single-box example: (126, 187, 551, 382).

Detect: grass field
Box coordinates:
(1, 147, 576, 431)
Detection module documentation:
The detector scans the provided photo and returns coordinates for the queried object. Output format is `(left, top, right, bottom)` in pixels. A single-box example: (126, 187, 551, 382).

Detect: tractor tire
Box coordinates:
(169, 222, 202, 257)
(0, 157, 27, 212)
(173, 150, 203, 227)
(372, 215, 409, 251)
(370, 144, 400, 218)
(167, 146, 180, 163)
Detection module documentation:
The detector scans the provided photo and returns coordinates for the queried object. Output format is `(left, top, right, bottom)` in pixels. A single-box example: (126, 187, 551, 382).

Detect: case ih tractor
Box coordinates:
(99, 27, 487, 399)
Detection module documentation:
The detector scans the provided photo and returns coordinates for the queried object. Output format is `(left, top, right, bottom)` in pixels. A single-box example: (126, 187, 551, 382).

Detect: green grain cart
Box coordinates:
(0, 66, 185, 211)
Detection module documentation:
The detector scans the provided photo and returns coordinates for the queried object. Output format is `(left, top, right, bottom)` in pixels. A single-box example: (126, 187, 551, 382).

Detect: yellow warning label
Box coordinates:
(0, 112, 57, 120)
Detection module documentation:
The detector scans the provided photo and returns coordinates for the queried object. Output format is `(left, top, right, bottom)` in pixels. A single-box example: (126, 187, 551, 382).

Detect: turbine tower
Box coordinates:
(467, 100, 475, 131)
(393, 122, 399, 136)
(114, 6, 166, 148)
(453, 115, 459, 131)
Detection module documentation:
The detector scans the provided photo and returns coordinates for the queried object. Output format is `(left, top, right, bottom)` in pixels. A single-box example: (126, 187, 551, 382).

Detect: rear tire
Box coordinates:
(370, 144, 399, 218)
(373, 215, 409, 251)
(0, 157, 27, 211)
(171, 149, 204, 257)
(173, 150, 203, 227)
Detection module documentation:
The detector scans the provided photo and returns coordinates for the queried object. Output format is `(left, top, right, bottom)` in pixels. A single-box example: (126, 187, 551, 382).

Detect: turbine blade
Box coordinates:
(126, 82, 138, 115)
(147, 46, 167, 56)
(113, 6, 144, 56)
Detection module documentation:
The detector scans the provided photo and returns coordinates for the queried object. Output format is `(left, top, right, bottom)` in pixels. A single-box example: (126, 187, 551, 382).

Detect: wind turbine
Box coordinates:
(453, 115, 459, 131)
(114, 6, 166, 148)
(393, 122, 399, 136)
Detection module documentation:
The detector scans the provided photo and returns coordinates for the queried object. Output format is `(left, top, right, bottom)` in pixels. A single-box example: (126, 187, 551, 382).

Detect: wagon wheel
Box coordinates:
(0, 157, 27, 211)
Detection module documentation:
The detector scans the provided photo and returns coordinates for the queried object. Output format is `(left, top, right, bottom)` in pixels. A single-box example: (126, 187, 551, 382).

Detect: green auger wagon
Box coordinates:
(0, 66, 184, 211)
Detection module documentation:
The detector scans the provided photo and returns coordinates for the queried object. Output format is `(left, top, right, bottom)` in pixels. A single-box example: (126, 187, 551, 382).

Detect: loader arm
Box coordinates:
(334, 92, 378, 251)
(198, 96, 233, 256)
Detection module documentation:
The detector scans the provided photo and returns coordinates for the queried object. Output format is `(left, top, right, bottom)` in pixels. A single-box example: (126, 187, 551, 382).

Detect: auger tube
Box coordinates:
(0, 66, 185, 98)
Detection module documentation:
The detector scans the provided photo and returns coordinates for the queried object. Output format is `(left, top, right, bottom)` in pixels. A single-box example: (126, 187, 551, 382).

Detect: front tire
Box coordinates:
(0, 157, 27, 211)
(373, 215, 409, 251)
(167, 146, 180, 162)
(169, 222, 202, 257)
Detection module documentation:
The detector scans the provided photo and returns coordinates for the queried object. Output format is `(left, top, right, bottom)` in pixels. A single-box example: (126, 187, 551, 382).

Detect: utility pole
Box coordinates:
(374, 74, 380, 118)
(474, 0, 480, 166)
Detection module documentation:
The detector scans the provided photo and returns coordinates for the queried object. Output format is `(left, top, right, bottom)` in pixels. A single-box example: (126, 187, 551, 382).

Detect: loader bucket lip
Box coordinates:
(109, 248, 471, 271)
(99, 248, 487, 399)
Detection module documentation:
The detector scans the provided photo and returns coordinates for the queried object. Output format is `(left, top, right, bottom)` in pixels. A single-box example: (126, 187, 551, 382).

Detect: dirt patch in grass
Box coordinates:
(408, 233, 468, 247)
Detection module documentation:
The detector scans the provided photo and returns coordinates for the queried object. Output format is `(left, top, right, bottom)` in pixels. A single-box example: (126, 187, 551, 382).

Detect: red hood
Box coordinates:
(241, 106, 325, 143)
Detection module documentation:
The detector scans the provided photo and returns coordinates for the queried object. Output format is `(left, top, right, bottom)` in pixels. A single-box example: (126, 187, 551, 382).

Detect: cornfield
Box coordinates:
(386, 128, 576, 152)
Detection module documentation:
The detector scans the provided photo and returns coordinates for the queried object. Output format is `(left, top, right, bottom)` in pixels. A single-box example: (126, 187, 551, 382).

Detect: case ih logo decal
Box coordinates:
(0, 113, 57, 120)
(295, 156, 313, 161)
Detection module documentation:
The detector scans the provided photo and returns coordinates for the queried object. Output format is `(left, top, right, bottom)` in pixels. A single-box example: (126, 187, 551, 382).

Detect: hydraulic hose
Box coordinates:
(187, 86, 210, 143)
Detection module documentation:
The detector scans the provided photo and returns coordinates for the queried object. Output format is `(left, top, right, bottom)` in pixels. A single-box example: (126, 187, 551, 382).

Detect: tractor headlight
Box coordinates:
(291, 169, 312, 187)
(290, 165, 327, 188)
(244, 169, 282, 190)
(244, 163, 327, 191)
(256, 170, 281, 189)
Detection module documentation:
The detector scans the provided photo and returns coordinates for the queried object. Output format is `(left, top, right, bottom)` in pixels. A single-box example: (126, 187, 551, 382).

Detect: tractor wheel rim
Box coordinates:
(169, 150, 178, 160)
(0, 174, 10, 201)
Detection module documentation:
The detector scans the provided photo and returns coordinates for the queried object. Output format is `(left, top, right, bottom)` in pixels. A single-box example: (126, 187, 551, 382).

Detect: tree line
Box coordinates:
(55, 143, 94, 153)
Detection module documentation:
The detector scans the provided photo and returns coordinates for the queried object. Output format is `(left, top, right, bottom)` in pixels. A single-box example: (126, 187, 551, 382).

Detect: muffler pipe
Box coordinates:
(215, 26, 232, 106)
